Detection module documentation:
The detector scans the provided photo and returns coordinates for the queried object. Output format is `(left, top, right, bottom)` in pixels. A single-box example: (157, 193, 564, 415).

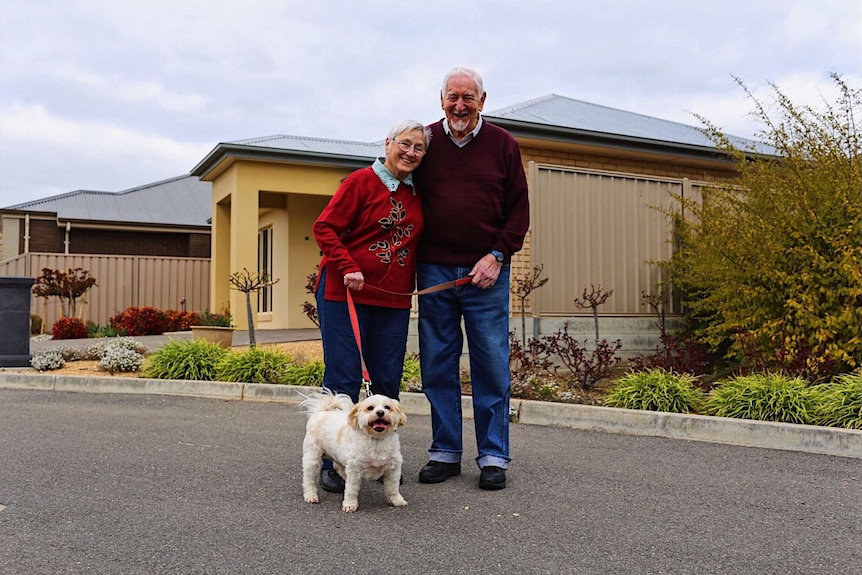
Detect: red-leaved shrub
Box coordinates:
(52, 317, 89, 340)
(164, 310, 200, 332)
(109, 306, 168, 336)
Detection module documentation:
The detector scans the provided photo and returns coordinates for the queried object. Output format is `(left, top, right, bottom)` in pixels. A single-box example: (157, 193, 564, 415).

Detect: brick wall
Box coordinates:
(188, 233, 212, 258)
(8, 215, 211, 258)
(25, 219, 65, 253)
(71, 229, 207, 257)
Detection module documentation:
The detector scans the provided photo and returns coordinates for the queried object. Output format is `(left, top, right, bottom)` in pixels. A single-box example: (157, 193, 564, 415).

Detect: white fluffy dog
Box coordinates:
(301, 390, 407, 512)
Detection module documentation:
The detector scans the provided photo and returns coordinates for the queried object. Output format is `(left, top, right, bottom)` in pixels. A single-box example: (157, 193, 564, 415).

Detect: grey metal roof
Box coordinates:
(192, 94, 768, 178)
(232, 134, 384, 156)
(486, 94, 766, 152)
(191, 135, 383, 179)
(2, 175, 211, 227)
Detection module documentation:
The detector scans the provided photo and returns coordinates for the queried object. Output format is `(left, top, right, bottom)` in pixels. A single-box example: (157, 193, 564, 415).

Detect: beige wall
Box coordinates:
(514, 142, 736, 319)
(530, 164, 685, 316)
(0, 217, 20, 261)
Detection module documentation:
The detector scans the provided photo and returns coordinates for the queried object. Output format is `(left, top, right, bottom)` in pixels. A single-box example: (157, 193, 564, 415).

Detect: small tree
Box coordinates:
(32, 267, 97, 319)
(229, 268, 280, 348)
(510, 264, 548, 345)
(573, 285, 613, 342)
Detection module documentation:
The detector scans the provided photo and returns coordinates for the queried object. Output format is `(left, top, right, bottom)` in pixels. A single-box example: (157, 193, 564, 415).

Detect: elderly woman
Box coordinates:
(312, 120, 430, 493)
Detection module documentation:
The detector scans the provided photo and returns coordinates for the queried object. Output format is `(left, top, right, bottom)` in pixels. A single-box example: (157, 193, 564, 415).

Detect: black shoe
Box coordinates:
(320, 468, 345, 493)
(478, 466, 507, 490)
(418, 461, 461, 484)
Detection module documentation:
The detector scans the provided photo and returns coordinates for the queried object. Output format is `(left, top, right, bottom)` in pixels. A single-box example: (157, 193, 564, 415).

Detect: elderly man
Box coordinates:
(414, 67, 530, 490)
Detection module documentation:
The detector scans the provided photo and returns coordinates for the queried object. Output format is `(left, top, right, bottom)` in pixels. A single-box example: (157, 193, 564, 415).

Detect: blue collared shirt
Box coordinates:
(372, 157, 415, 193)
(443, 116, 483, 147)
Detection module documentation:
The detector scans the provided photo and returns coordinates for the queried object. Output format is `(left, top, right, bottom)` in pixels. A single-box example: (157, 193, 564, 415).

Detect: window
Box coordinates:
(258, 227, 273, 313)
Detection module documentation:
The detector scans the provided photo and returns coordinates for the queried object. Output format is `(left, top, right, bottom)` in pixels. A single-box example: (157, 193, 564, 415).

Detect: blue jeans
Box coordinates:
(316, 268, 409, 403)
(417, 263, 512, 470)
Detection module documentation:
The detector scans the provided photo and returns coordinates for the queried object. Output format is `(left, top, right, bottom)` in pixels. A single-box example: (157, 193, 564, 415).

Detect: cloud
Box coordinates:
(0, 103, 210, 206)
(0, 0, 859, 207)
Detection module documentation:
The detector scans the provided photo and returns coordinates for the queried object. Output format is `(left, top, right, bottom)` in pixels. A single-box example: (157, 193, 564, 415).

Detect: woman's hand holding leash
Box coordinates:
(344, 271, 365, 291)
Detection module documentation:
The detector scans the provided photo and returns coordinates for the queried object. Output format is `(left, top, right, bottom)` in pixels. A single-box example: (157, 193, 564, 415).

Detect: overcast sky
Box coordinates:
(1, 0, 859, 208)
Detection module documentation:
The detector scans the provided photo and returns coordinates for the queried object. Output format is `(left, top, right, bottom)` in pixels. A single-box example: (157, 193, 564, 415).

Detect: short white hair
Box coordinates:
(387, 120, 432, 147)
(441, 67, 485, 97)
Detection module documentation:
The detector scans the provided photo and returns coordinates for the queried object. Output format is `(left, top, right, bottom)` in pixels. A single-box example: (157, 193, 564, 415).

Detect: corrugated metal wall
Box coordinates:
(0, 253, 209, 332)
(530, 164, 684, 316)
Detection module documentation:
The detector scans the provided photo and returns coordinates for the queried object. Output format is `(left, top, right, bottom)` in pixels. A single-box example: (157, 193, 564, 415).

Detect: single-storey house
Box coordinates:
(190, 94, 745, 353)
(0, 176, 213, 326)
(2, 93, 752, 353)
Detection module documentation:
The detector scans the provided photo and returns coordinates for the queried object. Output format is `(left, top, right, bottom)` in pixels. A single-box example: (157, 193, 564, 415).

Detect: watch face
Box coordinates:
(491, 250, 504, 262)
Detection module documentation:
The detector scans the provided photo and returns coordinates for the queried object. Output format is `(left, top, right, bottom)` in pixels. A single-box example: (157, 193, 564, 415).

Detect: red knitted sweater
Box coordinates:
(313, 166, 424, 308)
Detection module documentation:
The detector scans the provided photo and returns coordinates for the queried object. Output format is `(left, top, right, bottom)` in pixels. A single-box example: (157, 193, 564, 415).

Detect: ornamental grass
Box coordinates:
(811, 371, 862, 430)
(603, 368, 703, 414)
(144, 339, 228, 381)
(703, 373, 817, 424)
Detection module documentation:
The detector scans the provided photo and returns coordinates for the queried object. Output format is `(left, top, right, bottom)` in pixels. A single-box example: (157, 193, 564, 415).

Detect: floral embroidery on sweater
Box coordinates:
(369, 196, 414, 266)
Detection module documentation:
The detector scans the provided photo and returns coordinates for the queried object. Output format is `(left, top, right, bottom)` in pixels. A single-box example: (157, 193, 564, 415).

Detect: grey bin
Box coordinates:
(0, 277, 35, 367)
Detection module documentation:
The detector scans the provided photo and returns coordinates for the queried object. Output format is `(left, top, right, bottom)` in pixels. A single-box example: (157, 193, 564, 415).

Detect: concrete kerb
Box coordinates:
(2, 372, 860, 460)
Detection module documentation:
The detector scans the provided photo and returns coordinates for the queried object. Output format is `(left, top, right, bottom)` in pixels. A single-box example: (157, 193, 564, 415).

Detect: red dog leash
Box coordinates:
(345, 276, 472, 397)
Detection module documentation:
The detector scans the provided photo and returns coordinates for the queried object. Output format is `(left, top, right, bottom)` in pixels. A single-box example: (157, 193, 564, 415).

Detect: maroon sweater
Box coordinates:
(313, 166, 424, 308)
(414, 119, 530, 265)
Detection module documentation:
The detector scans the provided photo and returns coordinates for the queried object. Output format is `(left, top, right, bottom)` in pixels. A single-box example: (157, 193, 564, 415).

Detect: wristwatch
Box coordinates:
(490, 250, 505, 263)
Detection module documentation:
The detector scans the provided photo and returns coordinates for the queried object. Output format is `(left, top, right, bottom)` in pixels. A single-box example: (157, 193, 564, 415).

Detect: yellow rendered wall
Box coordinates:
(208, 160, 351, 330)
(228, 166, 260, 330)
(286, 193, 331, 327)
(210, 166, 236, 320)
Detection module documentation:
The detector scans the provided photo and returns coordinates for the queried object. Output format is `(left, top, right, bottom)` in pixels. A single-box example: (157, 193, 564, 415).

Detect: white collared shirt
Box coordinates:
(443, 116, 484, 148)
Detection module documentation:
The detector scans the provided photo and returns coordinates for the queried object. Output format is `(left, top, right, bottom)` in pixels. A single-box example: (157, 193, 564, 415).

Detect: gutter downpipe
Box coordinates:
(23, 214, 30, 254)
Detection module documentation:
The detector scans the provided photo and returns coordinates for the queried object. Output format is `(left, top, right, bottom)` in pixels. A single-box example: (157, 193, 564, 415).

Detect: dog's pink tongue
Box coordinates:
(372, 422, 388, 432)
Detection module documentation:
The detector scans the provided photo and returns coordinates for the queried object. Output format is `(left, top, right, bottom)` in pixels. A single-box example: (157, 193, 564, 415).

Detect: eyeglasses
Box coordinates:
(393, 139, 426, 156)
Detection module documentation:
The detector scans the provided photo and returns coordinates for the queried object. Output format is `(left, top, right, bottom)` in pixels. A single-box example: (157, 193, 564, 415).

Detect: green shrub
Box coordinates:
(283, 360, 325, 387)
(661, 75, 862, 375)
(811, 371, 862, 429)
(704, 373, 817, 424)
(216, 347, 293, 384)
(144, 339, 228, 381)
(30, 314, 43, 335)
(87, 322, 124, 338)
(604, 368, 703, 413)
(401, 353, 422, 392)
(195, 309, 232, 327)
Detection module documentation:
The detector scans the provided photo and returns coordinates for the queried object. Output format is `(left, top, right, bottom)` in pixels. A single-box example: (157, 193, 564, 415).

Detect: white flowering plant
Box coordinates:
(30, 350, 66, 371)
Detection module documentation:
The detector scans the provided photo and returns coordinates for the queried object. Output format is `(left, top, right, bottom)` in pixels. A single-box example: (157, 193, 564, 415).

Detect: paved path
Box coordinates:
(1, 389, 859, 575)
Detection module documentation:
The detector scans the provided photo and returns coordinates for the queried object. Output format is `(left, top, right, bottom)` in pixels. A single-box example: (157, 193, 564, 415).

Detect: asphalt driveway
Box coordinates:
(1, 389, 859, 575)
